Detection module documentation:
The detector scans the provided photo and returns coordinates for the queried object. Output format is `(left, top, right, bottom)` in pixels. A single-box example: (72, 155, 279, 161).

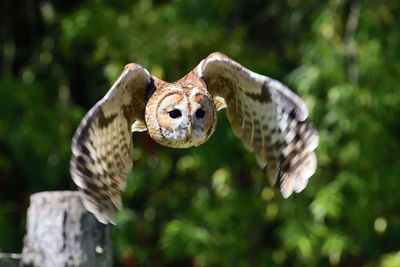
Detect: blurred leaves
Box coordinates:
(381, 251, 400, 267)
(161, 219, 212, 262)
(310, 181, 343, 223)
(1, 0, 400, 266)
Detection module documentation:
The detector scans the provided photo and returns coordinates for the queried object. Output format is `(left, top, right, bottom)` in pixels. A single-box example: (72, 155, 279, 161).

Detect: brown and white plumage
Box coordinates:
(70, 52, 318, 224)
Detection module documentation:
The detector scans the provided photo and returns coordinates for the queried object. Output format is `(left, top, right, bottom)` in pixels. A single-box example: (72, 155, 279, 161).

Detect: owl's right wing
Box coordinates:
(70, 63, 153, 224)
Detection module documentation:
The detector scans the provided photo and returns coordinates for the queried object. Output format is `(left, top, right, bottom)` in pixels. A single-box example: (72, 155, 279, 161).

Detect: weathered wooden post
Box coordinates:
(0, 253, 21, 267)
(21, 191, 112, 267)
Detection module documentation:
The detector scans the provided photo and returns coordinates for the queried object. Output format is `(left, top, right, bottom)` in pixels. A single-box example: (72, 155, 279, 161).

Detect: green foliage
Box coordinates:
(1, 0, 400, 266)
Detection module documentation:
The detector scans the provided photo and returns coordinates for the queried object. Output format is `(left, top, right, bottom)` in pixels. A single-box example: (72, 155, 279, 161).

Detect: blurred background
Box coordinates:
(1, 0, 400, 266)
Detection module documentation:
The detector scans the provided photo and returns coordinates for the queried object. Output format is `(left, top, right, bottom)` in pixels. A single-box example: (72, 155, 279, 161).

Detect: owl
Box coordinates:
(70, 52, 319, 224)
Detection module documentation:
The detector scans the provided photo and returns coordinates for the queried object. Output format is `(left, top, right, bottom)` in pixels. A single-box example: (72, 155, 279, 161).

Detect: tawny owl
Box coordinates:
(70, 52, 319, 224)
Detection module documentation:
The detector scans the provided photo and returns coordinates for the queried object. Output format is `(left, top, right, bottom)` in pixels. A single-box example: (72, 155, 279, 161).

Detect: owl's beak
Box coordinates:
(187, 122, 192, 136)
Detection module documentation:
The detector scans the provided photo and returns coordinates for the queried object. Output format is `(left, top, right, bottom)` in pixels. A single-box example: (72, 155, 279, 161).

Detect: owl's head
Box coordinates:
(145, 85, 217, 148)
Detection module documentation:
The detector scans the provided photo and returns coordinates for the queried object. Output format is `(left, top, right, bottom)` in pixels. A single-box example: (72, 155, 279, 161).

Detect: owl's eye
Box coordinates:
(169, 109, 182, 119)
(195, 108, 205, 119)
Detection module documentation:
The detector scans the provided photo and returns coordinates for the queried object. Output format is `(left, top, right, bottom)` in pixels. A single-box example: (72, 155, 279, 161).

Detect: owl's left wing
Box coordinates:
(198, 52, 319, 198)
(70, 63, 154, 224)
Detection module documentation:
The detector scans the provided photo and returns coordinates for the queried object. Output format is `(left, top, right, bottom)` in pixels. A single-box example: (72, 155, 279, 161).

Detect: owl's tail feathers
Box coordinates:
(267, 118, 319, 198)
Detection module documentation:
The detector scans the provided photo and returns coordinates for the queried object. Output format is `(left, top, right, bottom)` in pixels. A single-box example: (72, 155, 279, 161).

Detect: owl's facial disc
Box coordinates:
(155, 93, 190, 144)
(146, 89, 217, 148)
(190, 92, 216, 142)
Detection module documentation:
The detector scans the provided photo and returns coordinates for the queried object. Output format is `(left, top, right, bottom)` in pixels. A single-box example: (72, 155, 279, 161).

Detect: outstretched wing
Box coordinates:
(70, 63, 153, 224)
(199, 52, 319, 198)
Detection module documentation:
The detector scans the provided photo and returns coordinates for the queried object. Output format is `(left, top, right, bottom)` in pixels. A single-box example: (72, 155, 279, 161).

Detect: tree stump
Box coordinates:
(21, 191, 112, 267)
(0, 253, 21, 267)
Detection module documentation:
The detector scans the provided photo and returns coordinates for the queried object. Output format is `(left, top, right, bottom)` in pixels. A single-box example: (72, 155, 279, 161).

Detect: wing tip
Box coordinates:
(81, 193, 117, 225)
(278, 151, 317, 198)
